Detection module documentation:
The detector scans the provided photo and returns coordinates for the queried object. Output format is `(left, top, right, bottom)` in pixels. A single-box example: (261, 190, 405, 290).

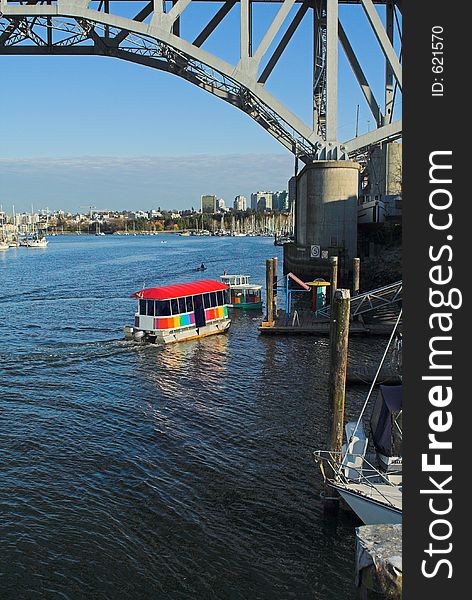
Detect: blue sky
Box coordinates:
(0, 2, 401, 212)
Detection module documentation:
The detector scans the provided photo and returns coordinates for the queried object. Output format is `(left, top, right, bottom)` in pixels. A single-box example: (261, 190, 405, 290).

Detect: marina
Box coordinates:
(0, 235, 390, 599)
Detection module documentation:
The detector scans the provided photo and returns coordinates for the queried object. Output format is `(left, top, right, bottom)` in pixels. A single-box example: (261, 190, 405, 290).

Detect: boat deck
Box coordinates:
(334, 481, 402, 511)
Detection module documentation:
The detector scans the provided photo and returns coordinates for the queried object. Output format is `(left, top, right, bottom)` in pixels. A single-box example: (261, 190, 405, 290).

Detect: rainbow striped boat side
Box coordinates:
(124, 280, 231, 344)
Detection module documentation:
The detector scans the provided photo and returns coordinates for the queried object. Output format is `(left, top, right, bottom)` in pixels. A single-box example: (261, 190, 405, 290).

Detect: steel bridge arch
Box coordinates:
(0, 1, 402, 163)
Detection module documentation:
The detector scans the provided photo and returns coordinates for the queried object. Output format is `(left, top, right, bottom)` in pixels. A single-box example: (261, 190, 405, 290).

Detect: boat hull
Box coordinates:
(125, 318, 231, 344)
(335, 486, 402, 525)
(228, 302, 263, 310)
(27, 241, 48, 248)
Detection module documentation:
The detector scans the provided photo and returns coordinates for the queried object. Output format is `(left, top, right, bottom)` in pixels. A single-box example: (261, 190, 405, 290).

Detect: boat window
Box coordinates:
(178, 297, 187, 314)
(203, 293, 211, 309)
(185, 296, 194, 312)
(225, 289, 230, 304)
(217, 290, 224, 305)
(155, 300, 171, 316)
(147, 300, 155, 316)
(171, 298, 179, 315)
(139, 299, 146, 314)
(210, 292, 217, 307)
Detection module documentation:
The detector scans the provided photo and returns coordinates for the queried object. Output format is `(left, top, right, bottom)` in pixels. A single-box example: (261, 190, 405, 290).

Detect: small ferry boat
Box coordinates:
(124, 280, 231, 344)
(220, 274, 262, 309)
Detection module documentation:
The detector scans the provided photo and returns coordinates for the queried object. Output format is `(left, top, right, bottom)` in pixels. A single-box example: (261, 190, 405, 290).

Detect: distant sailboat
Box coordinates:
(0, 206, 10, 250)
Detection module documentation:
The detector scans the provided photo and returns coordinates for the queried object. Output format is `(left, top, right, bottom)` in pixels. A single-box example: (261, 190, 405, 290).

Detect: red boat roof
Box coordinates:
(132, 280, 229, 300)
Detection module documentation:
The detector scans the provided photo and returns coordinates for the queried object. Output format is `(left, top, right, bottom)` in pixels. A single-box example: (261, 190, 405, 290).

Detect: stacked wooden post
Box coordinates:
(265, 259, 274, 324)
(330, 256, 338, 304)
(353, 257, 361, 296)
(272, 257, 278, 319)
(265, 258, 278, 325)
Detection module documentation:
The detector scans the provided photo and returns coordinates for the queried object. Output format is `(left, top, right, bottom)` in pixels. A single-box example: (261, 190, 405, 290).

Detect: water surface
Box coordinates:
(1, 235, 380, 599)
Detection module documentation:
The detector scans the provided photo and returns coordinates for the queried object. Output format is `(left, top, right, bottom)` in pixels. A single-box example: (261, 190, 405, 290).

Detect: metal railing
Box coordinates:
(313, 449, 402, 509)
(315, 280, 402, 319)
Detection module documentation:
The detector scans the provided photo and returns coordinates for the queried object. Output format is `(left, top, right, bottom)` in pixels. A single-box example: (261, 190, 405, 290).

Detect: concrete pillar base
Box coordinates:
(284, 160, 360, 284)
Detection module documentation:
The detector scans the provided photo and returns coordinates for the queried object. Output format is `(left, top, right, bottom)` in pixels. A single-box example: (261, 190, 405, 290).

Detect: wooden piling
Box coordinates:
(330, 256, 338, 304)
(353, 257, 361, 296)
(328, 289, 351, 458)
(272, 256, 278, 318)
(265, 258, 274, 324)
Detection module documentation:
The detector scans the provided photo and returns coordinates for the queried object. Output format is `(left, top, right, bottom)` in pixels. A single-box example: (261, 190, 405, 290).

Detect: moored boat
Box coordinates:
(314, 312, 403, 525)
(125, 280, 231, 344)
(220, 274, 262, 309)
(27, 236, 48, 248)
(0, 209, 9, 250)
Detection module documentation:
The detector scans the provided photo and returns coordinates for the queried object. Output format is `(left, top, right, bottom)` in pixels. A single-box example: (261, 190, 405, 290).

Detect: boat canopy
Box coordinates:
(220, 274, 250, 286)
(132, 280, 228, 300)
(370, 385, 402, 458)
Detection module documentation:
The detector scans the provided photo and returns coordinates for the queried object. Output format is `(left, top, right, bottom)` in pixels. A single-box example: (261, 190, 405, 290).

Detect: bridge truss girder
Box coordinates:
(0, 0, 402, 163)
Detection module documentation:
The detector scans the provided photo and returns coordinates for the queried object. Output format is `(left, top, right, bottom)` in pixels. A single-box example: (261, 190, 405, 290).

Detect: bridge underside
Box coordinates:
(0, 0, 402, 163)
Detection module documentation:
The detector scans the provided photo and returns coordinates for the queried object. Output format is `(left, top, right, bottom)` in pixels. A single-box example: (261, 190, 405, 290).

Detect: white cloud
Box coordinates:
(0, 154, 293, 211)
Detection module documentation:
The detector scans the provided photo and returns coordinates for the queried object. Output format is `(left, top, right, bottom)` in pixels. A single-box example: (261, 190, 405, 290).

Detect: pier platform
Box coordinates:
(259, 310, 398, 337)
(355, 524, 402, 599)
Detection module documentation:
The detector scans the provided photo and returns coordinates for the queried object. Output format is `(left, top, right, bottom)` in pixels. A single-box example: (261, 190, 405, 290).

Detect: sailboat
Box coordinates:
(95, 222, 105, 236)
(27, 222, 48, 247)
(0, 207, 10, 250)
(314, 311, 403, 525)
(25, 206, 48, 247)
(8, 206, 20, 247)
(27, 232, 48, 247)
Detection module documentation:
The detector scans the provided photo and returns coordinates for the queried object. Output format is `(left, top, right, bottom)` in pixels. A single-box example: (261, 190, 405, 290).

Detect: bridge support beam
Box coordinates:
(284, 160, 360, 283)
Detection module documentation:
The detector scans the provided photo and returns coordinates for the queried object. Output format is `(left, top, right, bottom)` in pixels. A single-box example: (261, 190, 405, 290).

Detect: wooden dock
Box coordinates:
(259, 310, 399, 337)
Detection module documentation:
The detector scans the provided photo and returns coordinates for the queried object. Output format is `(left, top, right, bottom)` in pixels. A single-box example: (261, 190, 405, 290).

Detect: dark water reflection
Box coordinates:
(0, 236, 382, 599)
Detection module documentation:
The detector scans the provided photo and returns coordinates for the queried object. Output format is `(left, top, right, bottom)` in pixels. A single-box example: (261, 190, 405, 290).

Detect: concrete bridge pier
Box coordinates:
(284, 160, 361, 285)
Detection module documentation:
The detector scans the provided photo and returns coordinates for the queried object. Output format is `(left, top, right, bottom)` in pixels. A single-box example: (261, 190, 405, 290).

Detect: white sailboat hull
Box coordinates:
(27, 240, 48, 247)
(336, 486, 402, 525)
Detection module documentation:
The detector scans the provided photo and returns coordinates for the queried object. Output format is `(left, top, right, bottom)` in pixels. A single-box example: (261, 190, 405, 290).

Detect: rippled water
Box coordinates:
(1, 235, 382, 600)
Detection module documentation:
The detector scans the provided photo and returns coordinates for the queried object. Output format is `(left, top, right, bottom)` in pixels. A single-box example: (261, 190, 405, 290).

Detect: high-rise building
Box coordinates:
(201, 194, 217, 213)
(251, 191, 273, 212)
(273, 190, 289, 211)
(233, 195, 247, 211)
